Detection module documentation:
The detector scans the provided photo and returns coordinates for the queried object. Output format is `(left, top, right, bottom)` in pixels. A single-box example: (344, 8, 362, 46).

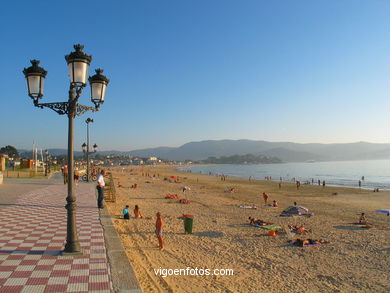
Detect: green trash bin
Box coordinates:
(184, 217, 194, 234)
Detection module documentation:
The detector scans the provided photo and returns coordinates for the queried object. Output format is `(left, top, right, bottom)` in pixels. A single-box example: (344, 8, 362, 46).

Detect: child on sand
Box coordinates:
(272, 200, 279, 208)
(263, 192, 269, 204)
(134, 205, 144, 219)
(359, 213, 368, 224)
(156, 212, 164, 250)
(123, 205, 130, 220)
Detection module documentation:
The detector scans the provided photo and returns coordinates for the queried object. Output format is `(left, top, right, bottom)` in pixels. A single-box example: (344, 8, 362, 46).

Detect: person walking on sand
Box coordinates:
(322, 180, 326, 188)
(156, 212, 164, 250)
(262, 192, 269, 205)
(96, 169, 106, 209)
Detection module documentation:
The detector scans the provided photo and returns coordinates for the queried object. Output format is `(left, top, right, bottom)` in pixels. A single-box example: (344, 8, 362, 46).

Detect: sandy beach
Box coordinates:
(106, 165, 389, 293)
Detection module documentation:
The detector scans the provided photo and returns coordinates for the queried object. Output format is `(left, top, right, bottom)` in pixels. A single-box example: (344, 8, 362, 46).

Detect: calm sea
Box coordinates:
(178, 160, 390, 190)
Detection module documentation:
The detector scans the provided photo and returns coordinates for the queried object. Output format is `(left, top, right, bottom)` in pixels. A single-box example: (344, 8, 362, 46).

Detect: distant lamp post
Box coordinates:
(44, 149, 50, 177)
(23, 44, 109, 254)
(82, 118, 98, 182)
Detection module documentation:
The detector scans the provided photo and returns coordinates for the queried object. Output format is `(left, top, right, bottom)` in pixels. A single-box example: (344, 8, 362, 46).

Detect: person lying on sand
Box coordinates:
(134, 205, 144, 219)
(359, 213, 368, 224)
(248, 217, 273, 226)
(288, 225, 311, 234)
(224, 187, 236, 193)
(290, 238, 328, 247)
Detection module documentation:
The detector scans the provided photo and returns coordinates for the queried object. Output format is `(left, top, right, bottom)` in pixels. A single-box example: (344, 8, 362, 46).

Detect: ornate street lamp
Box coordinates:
(89, 69, 109, 107)
(82, 118, 98, 182)
(23, 60, 47, 102)
(23, 44, 109, 254)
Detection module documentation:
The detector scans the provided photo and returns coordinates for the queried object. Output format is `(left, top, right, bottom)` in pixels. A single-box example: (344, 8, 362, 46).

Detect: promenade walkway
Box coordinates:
(0, 176, 113, 293)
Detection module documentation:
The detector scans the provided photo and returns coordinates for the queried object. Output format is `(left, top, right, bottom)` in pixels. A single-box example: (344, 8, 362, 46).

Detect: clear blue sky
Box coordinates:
(1, 0, 390, 151)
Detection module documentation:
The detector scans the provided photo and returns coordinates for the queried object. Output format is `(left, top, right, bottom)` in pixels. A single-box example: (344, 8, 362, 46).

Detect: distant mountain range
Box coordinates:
(19, 139, 390, 162)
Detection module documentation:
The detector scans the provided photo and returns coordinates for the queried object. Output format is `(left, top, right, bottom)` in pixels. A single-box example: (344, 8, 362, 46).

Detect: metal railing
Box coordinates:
(103, 172, 116, 202)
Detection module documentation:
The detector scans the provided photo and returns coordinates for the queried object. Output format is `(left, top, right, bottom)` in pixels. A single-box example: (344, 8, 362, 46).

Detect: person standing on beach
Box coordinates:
(322, 180, 325, 188)
(262, 192, 269, 204)
(96, 170, 106, 209)
(358, 180, 362, 188)
(156, 212, 164, 250)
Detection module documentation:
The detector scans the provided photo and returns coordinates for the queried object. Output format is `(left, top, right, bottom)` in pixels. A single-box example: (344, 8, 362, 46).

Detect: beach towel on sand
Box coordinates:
(239, 205, 257, 209)
(257, 225, 282, 230)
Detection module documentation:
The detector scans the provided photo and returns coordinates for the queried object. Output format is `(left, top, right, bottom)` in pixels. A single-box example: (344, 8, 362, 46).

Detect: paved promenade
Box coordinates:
(0, 177, 113, 293)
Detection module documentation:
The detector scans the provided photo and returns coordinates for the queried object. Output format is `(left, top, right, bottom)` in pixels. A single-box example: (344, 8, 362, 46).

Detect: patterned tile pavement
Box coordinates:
(0, 181, 113, 293)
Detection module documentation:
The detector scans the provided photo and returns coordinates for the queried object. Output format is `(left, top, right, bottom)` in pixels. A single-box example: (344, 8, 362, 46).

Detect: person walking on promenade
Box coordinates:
(74, 168, 80, 185)
(156, 212, 164, 251)
(96, 169, 106, 209)
(63, 165, 68, 185)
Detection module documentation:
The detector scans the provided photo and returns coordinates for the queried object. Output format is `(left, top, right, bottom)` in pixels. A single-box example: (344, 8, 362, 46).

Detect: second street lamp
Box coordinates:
(82, 118, 98, 182)
(44, 149, 50, 177)
(23, 44, 109, 254)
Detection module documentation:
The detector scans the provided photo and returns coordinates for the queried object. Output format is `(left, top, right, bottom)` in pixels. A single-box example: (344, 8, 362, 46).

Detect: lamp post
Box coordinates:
(23, 44, 109, 254)
(44, 149, 49, 177)
(82, 118, 98, 182)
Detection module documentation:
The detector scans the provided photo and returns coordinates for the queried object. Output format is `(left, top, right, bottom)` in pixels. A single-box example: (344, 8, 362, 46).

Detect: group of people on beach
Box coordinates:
(262, 192, 279, 207)
(123, 205, 144, 219)
(122, 204, 164, 250)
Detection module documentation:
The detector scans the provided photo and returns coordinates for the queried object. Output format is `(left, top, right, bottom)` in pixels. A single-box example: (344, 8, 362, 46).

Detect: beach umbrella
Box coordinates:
(376, 209, 390, 216)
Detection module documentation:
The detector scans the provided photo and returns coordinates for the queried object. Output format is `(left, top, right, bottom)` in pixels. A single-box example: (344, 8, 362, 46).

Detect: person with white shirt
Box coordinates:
(96, 169, 106, 209)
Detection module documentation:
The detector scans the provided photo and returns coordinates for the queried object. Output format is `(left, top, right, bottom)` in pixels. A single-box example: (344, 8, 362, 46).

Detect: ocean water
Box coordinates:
(178, 160, 390, 190)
